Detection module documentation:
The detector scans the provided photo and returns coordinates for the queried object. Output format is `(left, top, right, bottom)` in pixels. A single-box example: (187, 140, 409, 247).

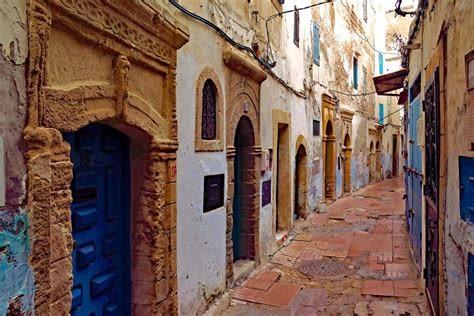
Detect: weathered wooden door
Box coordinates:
(424, 69, 440, 314)
(65, 124, 131, 315)
(406, 75, 423, 269)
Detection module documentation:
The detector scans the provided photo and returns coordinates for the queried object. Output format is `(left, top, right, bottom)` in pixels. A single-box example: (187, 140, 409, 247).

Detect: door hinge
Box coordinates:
(422, 100, 426, 112)
(423, 267, 427, 279)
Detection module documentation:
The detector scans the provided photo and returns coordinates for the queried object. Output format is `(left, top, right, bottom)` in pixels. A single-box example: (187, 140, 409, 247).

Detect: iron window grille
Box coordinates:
(201, 79, 217, 140)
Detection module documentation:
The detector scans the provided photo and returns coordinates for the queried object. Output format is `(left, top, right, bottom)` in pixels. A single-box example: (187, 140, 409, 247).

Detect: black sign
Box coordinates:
(262, 180, 271, 206)
(313, 120, 320, 136)
(203, 174, 225, 213)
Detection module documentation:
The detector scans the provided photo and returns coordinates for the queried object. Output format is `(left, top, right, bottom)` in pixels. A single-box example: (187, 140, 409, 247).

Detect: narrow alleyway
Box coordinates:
(220, 178, 428, 315)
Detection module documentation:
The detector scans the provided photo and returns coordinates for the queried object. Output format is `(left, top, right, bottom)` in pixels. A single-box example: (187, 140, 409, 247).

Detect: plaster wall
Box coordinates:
(407, 0, 474, 313)
(434, 1, 473, 314)
(175, 23, 228, 315)
(0, 1, 34, 314)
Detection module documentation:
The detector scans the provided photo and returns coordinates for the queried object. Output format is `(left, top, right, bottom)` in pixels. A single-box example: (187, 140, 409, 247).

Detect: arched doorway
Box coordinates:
(233, 116, 256, 262)
(65, 124, 131, 314)
(343, 133, 352, 193)
(369, 141, 375, 183)
(294, 142, 307, 219)
(324, 120, 336, 200)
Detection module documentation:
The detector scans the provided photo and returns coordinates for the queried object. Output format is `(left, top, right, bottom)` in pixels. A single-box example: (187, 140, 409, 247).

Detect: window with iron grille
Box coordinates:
(294, 6, 300, 47)
(201, 79, 217, 140)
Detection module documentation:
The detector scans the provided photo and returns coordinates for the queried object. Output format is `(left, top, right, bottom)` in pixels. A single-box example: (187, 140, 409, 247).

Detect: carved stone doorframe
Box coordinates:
(322, 95, 336, 202)
(223, 45, 266, 286)
(24, 1, 188, 314)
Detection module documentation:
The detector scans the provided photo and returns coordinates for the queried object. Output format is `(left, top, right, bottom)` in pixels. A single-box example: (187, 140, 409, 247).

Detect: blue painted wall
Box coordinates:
(0, 212, 34, 315)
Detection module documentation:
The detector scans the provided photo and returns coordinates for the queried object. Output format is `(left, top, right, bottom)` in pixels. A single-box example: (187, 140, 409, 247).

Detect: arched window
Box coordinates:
(201, 79, 217, 140)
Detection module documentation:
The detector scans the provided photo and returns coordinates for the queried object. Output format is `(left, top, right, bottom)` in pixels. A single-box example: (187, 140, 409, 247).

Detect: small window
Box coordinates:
(362, 66, 367, 93)
(379, 104, 384, 124)
(313, 22, 320, 65)
(203, 174, 225, 212)
(363, 0, 368, 22)
(262, 180, 271, 206)
(313, 120, 320, 136)
(466, 51, 474, 90)
(353, 57, 359, 89)
(378, 52, 384, 74)
(294, 6, 300, 47)
(201, 80, 217, 140)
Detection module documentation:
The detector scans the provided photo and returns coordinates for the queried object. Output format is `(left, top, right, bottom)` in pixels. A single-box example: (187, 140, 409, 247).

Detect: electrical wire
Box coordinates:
(264, 1, 334, 64)
(166, 0, 383, 100)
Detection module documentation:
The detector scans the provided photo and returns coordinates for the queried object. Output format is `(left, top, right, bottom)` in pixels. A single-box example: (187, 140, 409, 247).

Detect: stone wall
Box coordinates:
(0, 1, 35, 314)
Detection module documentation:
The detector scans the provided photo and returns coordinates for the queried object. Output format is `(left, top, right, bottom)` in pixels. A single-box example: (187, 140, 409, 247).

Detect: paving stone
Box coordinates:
(368, 251, 393, 263)
(311, 214, 328, 225)
(270, 253, 296, 267)
(263, 281, 301, 307)
(385, 263, 413, 279)
(255, 270, 281, 282)
(361, 280, 395, 296)
(367, 262, 385, 271)
(242, 278, 275, 291)
(294, 233, 312, 242)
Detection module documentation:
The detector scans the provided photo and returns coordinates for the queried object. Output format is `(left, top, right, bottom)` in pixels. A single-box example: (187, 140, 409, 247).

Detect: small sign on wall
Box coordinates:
(0, 137, 4, 208)
(203, 174, 224, 213)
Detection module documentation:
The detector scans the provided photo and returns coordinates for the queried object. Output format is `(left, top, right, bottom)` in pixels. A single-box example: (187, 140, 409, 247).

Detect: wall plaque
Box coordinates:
(262, 180, 271, 206)
(203, 174, 225, 212)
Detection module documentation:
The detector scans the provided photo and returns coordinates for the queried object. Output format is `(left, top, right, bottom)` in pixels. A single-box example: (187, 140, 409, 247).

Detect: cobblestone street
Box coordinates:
(221, 177, 428, 315)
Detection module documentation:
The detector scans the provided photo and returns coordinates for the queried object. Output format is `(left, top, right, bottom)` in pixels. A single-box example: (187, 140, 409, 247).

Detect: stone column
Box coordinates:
(132, 140, 178, 315)
(343, 147, 352, 193)
(225, 146, 236, 287)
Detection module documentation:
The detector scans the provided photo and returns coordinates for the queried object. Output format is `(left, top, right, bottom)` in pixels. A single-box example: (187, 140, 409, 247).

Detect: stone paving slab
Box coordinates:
(223, 177, 428, 315)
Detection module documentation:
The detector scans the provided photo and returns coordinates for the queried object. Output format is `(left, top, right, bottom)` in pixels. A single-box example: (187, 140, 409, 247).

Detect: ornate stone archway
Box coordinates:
(322, 95, 336, 202)
(24, 1, 188, 314)
(223, 45, 266, 285)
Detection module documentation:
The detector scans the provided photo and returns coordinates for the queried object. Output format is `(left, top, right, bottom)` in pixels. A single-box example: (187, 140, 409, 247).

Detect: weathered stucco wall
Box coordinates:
(175, 22, 228, 315)
(407, 0, 474, 314)
(0, 1, 35, 314)
(439, 1, 474, 314)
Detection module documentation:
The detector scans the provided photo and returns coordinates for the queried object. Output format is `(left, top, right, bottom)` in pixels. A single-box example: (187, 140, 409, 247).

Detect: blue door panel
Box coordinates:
(65, 124, 130, 316)
(406, 95, 423, 269)
(460, 157, 474, 223)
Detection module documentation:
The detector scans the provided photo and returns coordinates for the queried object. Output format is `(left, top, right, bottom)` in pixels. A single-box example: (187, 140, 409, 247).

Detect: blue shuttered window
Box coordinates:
(313, 22, 320, 65)
(353, 57, 358, 89)
(379, 52, 384, 74)
(379, 104, 384, 124)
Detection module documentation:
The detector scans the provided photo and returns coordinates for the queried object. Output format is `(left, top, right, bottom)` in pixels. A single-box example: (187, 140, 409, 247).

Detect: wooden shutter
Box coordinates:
(313, 22, 320, 65)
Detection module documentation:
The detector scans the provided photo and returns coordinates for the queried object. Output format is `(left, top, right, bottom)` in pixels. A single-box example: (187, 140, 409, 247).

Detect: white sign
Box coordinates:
(0, 137, 4, 208)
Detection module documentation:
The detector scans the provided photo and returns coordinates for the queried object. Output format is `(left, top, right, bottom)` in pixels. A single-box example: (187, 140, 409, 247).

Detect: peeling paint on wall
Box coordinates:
(0, 213, 34, 315)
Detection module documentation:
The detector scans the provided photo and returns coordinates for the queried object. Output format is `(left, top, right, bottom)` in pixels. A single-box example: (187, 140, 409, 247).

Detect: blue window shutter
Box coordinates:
(313, 23, 320, 65)
(379, 52, 384, 74)
(353, 58, 358, 89)
(379, 104, 384, 124)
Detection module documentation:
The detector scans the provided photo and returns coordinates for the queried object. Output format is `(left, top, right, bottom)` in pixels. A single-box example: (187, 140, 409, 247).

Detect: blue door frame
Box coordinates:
(65, 124, 131, 315)
(460, 157, 474, 314)
(406, 93, 423, 269)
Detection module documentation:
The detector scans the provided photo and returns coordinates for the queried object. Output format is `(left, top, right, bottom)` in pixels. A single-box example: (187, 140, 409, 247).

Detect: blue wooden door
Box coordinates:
(460, 156, 474, 223)
(411, 96, 423, 268)
(407, 92, 423, 269)
(65, 124, 131, 316)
